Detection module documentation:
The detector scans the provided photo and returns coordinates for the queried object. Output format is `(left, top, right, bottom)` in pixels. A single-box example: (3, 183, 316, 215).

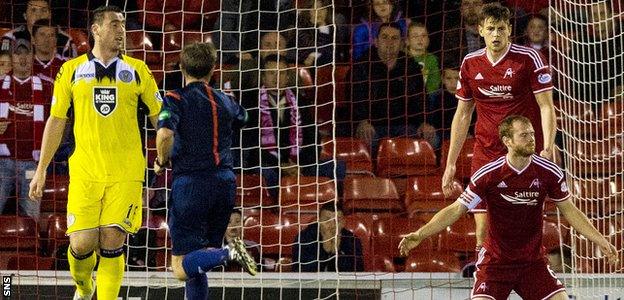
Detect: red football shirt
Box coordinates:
(458, 155, 570, 265)
(0, 75, 51, 160)
(32, 55, 67, 83)
(456, 43, 554, 172)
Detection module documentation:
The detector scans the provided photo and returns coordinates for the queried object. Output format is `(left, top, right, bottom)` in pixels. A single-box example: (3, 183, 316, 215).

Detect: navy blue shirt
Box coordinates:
(158, 82, 246, 175)
(292, 223, 364, 272)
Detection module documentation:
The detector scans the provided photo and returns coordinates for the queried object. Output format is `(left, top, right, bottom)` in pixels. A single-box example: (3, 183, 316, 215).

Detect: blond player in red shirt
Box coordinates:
(402, 115, 618, 300)
(441, 3, 557, 249)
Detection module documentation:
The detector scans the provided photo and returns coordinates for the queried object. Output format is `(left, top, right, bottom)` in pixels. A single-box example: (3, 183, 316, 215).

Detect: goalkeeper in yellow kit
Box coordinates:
(28, 6, 161, 300)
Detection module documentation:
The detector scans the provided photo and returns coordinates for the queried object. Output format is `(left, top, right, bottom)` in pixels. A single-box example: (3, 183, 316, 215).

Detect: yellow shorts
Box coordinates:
(66, 180, 143, 235)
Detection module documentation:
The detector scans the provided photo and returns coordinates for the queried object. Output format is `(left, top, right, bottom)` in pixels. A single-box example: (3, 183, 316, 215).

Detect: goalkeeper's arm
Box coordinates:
(399, 201, 468, 256)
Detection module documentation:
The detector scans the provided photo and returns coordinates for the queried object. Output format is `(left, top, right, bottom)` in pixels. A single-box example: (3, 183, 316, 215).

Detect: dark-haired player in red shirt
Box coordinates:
(400, 115, 619, 300)
(441, 3, 558, 249)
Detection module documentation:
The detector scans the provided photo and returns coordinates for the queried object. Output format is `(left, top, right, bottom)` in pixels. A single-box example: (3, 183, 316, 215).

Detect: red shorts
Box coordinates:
(472, 250, 565, 299)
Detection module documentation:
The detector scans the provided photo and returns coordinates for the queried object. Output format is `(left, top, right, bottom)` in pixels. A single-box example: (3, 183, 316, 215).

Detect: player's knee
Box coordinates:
(99, 226, 127, 249)
(171, 263, 187, 281)
(69, 232, 99, 255)
(547, 291, 569, 300)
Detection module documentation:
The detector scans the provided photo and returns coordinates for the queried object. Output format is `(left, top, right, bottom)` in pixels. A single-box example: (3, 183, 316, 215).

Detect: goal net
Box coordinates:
(0, 0, 623, 299)
(551, 0, 624, 297)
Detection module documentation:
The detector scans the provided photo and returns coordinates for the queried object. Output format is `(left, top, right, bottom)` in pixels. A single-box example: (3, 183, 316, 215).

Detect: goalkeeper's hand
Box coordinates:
(399, 231, 422, 257)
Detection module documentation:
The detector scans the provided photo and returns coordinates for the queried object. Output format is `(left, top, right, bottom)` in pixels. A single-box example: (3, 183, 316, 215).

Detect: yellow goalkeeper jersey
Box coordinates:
(50, 52, 162, 182)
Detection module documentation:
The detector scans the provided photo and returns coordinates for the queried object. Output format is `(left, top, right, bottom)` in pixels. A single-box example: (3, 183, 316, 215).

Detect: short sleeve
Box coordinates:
(455, 59, 473, 101)
(157, 92, 181, 131)
(458, 183, 484, 210)
(50, 63, 72, 119)
(548, 177, 570, 202)
(529, 51, 553, 94)
(139, 63, 163, 117)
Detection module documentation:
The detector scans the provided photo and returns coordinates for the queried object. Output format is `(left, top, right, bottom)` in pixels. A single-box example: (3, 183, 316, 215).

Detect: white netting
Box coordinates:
(551, 0, 624, 298)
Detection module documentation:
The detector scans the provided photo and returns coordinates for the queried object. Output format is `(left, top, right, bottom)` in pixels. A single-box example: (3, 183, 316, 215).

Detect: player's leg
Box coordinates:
(547, 291, 569, 300)
(202, 170, 256, 275)
(97, 181, 143, 300)
(471, 249, 514, 300)
(515, 259, 566, 300)
(66, 179, 105, 299)
(168, 173, 231, 300)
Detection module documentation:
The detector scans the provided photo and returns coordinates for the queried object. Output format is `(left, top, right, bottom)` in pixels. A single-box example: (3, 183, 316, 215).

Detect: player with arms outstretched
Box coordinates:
(28, 6, 162, 300)
(154, 42, 256, 300)
(441, 2, 558, 250)
(401, 115, 619, 300)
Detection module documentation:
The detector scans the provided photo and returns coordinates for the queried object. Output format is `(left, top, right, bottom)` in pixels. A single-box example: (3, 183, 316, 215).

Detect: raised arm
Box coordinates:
(399, 201, 468, 256)
(556, 199, 619, 265)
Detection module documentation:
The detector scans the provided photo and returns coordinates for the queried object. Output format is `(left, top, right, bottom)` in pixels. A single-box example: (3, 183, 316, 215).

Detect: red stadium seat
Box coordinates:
(440, 137, 475, 181)
(599, 101, 623, 136)
(404, 252, 461, 272)
(236, 173, 274, 208)
(569, 139, 623, 176)
(343, 214, 374, 271)
(542, 220, 566, 252)
(0, 216, 39, 253)
(438, 215, 476, 253)
(279, 176, 336, 212)
(404, 176, 463, 213)
(376, 138, 437, 177)
(5, 255, 54, 270)
(321, 137, 373, 174)
(575, 219, 621, 273)
(67, 28, 90, 55)
(243, 211, 316, 257)
(371, 217, 432, 260)
(370, 255, 397, 272)
(41, 174, 69, 213)
(46, 214, 69, 257)
(137, 0, 219, 31)
(343, 177, 402, 212)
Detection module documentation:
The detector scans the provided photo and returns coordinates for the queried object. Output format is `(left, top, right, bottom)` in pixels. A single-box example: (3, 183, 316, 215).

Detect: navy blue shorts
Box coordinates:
(168, 169, 236, 256)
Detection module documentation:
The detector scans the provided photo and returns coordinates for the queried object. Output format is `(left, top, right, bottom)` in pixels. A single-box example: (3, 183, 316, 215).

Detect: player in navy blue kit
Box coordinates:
(155, 42, 256, 300)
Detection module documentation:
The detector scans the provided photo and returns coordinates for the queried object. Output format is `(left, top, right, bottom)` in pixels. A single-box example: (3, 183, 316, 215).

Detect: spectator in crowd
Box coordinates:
(406, 22, 441, 94)
(0, 39, 51, 220)
(31, 19, 67, 82)
(352, 0, 408, 61)
(297, 0, 337, 67)
(1, 0, 77, 58)
(221, 30, 294, 97)
(442, 0, 484, 68)
(427, 67, 465, 147)
(348, 22, 432, 151)
(293, 202, 364, 272)
(523, 14, 549, 57)
(223, 209, 261, 271)
(212, 1, 260, 65)
(242, 54, 346, 199)
(0, 50, 11, 75)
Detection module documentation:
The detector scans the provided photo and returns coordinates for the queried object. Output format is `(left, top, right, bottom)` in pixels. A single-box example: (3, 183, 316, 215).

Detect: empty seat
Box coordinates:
(542, 220, 567, 252)
(321, 137, 373, 174)
(371, 217, 431, 260)
(569, 139, 623, 176)
(279, 176, 336, 212)
(46, 214, 69, 257)
(5, 255, 54, 271)
(137, 0, 218, 30)
(404, 252, 461, 272)
(370, 255, 397, 272)
(404, 176, 463, 213)
(0, 216, 39, 253)
(243, 211, 316, 257)
(41, 175, 69, 213)
(236, 173, 273, 207)
(343, 177, 402, 212)
(343, 213, 374, 271)
(437, 215, 476, 253)
(440, 137, 475, 181)
(598, 101, 623, 136)
(376, 138, 437, 177)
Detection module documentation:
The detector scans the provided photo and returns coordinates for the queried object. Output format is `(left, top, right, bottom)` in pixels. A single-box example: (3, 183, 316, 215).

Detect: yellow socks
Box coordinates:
(68, 247, 96, 297)
(96, 248, 126, 300)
